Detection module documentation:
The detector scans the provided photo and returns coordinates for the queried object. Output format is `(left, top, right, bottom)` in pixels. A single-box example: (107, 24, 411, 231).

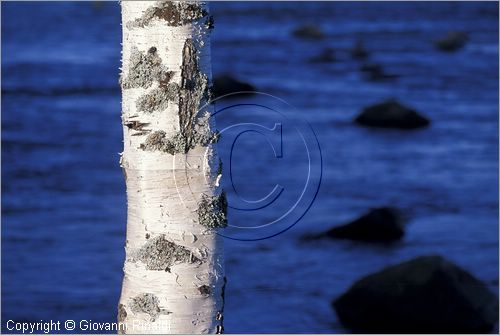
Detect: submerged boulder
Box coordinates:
(351, 39, 369, 59)
(308, 47, 335, 63)
(355, 99, 430, 129)
(292, 24, 325, 39)
(435, 31, 469, 52)
(213, 75, 255, 98)
(360, 63, 398, 81)
(333, 255, 499, 333)
(303, 207, 405, 242)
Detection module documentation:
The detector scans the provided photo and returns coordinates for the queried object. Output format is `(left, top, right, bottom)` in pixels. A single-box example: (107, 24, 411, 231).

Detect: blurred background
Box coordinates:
(2, 1, 498, 333)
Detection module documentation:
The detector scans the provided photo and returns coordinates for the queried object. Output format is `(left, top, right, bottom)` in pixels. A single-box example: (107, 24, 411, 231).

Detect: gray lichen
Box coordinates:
(194, 129, 220, 147)
(132, 234, 200, 271)
(140, 131, 189, 154)
(140, 129, 219, 154)
(121, 46, 173, 90)
(136, 83, 180, 114)
(198, 192, 228, 228)
(129, 293, 168, 322)
(127, 1, 207, 29)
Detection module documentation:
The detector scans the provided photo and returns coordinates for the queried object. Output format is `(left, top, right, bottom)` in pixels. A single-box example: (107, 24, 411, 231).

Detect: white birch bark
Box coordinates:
(118, 2, 225, 334)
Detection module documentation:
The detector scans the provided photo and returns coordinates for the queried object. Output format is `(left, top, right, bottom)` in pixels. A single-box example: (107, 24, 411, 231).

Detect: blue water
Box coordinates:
(2, 2, 498, 333)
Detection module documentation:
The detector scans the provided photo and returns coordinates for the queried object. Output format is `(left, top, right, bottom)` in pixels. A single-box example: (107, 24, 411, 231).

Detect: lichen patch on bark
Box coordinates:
(131, 234, 200, 270)
(126, 1, 208, 29)
(198, 192, 228, 228)
(136, 83, 179, 114)
(129, 293, 169, 322)
(140, 128, 218, 155)
(121, 46, 173, 90)
(140, 130, 217, 154)
(140, 131, 188, 154)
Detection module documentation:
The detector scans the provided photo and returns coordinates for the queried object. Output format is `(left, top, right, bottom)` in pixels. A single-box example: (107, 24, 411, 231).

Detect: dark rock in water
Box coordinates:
(333, 255, 499, 333)
(360, 63, 383, 73)
(351, 40, 369, 59)
(355, 99, 430, 129)
(360, 63, 398, 81)
(435, 31, 469, 52)
(292, 25, 325, 39)
(361, 63, 398, 81)
(303, 207, 405, 242)
(308, 47, 335, 63)
(213, 75, 255, 98)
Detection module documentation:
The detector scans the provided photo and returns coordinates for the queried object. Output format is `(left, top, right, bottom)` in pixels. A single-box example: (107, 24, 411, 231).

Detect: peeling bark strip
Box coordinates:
(131, 234, 200, 270)
(121, 46, 173, 90)
(215, 276, 227, 333)
(178, 38, 208, 140)
(205, 15, 214, 30)
(140, 38, 215, 154)
(198, 192, 228, 228)
(130, 293, 170, 322)
(216, 158, 223, 176)
(127, 1, 207, 28)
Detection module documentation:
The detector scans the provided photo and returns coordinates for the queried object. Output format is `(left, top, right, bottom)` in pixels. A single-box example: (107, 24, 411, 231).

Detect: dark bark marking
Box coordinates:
(198, 284, 211, 296)
(205, 15, 214, 30)
(215, 276, 227, 333)
(125, 120, 151, 137)
(118, 303, 128, 323)
(125, 120, 150, 131)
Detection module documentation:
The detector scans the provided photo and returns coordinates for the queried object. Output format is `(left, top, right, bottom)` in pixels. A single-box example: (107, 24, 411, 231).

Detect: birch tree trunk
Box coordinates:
(117, 2, 225, 334)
